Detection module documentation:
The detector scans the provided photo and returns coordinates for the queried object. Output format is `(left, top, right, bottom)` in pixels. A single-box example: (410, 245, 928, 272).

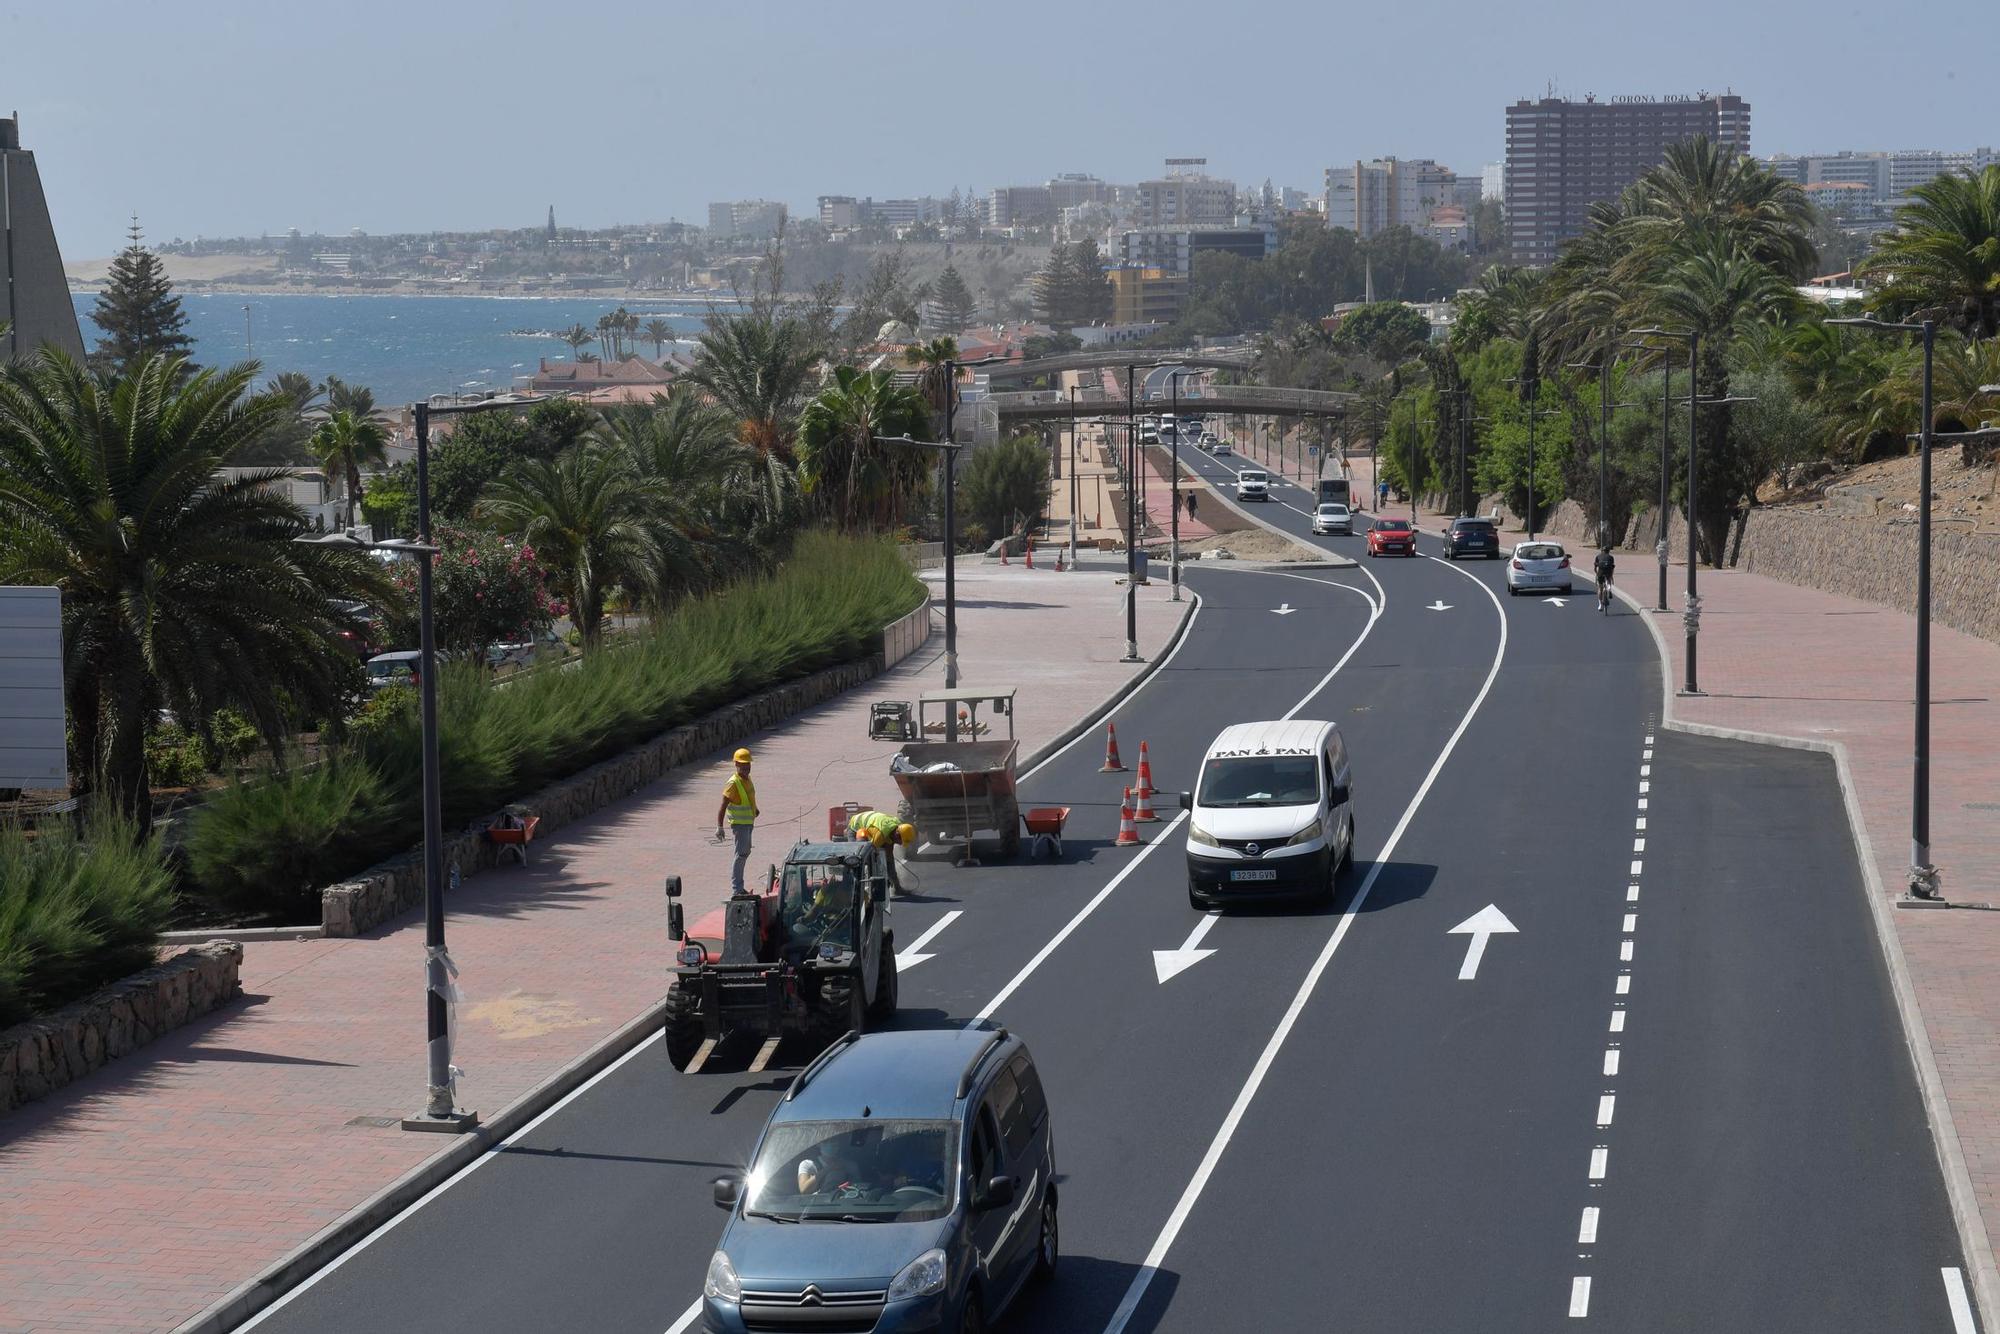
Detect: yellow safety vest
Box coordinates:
(724, 774, 757, 826)
(849, 810, 899, 842)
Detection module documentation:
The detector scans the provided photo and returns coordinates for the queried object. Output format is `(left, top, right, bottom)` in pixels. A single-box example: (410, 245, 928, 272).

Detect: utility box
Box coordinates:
(0, 587, 66, 790)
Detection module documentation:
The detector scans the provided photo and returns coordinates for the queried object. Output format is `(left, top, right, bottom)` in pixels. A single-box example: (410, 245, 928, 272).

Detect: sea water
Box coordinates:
(67, 292, 724, 407)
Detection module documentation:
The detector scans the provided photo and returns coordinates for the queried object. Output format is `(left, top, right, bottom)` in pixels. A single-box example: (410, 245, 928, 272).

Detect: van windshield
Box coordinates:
(744, 1119, 957, 1222)
(1198, 755, 1320, 808)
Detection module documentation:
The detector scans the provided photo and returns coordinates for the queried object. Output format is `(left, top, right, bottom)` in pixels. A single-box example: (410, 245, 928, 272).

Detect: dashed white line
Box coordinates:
(1644, 734, 1655, 744)
(1634, 816, 1647, 831)
(1603, 1049, 1621, 1075)
(1640, 764, 1651, 777)
(1615, 975, 1631, 995)
(1637, 797, 1648, 811)
(1632, 838, 1646, 853)
(1578, 1208, 1600, 1244)
(1589, 1147, 1609, 1179)
(1610, 1009, 1627, 1031)
(1642, 749, 1653, 760)
(1629, 860, 1644, 877)
(1944, 1267, 1976, 1334)
(1639, 780, 1650, 794)
(1597, 1095, 1616, 1126)
(1622, 914, 1637, 933)
(1569, 1276, 1592, 1317)
(1619, 941, 1634, 962)
(1626, 886, 1640, 903)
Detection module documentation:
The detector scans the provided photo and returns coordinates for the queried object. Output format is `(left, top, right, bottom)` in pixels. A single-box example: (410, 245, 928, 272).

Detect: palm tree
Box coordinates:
(1615, 137, 1819, 284)
(686, 314, 818, 460)
(0, 351, 394, 830)
(309, 408, 390, 528)
(642, 318, 674, 360)
(594, 313, 617, 362)
(596, 394, 743, 598)
(478, 445, 661, 649)
(1859, 165, 2000, 338)
(322, 375, 382, 424)
(901, 336, 960, 436)
(559, 324, 594, 361)
(796, 367, 934, 530)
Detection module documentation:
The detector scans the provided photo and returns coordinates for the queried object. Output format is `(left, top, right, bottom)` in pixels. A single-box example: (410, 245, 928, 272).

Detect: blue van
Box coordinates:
(703, 1028, 1057, 1333)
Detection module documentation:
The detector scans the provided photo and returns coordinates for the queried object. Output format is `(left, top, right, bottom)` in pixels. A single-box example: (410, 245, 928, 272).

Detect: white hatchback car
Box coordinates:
(1212, 440, 1232, 457)
(1312, 502, 1352, 535)
(1506, 541, 1574, 595)
(1236, 469, 1270, 501)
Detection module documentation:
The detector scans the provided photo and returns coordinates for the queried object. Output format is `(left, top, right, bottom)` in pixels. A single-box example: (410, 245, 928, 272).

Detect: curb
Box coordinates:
(1019, 590, 1201, 777)
(160, 925, 324, 946)
(171, 999, 670, 1333)
(1617, 581, 2000, 1330)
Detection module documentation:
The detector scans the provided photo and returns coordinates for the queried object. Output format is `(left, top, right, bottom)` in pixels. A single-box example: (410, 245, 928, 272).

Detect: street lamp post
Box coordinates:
(1166, 367, 1190, 602)
(1124, 365, 1140, 661)
(1068, 385, 1080, 565)
(1631, 328, 1706, 688)
(878, 433, 966, 736)
(1504, 376, 1557, 539)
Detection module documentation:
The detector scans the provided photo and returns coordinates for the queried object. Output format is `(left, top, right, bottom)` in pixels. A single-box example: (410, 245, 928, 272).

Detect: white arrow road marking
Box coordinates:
(1271, 602, 1298, 615)
(1548, 597, 1568, 607)
(1427, 600, 1453, 611)
(896, 910, 962, 971)
(1448, 904, 1519, 980)
(1153, 912, 1222, 983)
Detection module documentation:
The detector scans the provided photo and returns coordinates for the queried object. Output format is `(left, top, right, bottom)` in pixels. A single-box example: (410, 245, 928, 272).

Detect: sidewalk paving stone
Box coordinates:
(0, 562, 1185, 1334)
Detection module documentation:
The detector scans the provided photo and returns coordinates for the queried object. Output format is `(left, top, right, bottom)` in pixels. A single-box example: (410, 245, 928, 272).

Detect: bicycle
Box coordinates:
(1596, 579, 1612, 615)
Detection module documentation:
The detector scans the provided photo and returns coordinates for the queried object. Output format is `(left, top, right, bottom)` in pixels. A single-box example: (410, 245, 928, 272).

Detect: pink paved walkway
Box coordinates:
(0, 562, 1187, 1334)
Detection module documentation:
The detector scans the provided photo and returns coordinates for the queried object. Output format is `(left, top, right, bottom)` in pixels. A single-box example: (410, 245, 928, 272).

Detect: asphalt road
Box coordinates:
(244, 452, 1979, 1334)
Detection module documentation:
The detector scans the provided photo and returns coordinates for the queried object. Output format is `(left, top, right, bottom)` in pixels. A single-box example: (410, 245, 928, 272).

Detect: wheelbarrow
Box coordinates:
(484, 813, 541, 866)
(1022, 806, 1072, 860)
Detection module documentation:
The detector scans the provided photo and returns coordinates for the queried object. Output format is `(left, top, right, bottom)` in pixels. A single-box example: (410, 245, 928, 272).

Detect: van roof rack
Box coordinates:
(955, 1027, 1009, 1100)
(785, 1029, 860, 1101)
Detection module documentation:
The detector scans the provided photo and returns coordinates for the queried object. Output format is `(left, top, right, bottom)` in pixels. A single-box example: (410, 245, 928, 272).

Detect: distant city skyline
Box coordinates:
(12, 0, 1995, 259)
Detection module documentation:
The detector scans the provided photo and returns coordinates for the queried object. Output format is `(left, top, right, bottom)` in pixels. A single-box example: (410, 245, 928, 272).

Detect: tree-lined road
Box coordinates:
(243, 474, 1977, 1333)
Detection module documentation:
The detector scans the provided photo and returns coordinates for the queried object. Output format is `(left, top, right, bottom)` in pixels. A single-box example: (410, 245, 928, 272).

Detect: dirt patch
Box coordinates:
(1176, 527, 1325, 563)
(1762, 444, 2000, 536)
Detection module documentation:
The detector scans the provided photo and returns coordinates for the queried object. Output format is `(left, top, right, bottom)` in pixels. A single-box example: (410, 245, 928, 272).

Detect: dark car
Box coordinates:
(704, 1028, 1057, 1333)
(1440, 516, 1500, 560)
(1365, 518, 1416, 557)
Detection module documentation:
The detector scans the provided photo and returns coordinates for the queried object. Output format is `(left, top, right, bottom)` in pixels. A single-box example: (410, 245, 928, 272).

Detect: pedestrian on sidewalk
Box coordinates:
(1186, 491, 1199, 523)
(717, 747, 759, 894)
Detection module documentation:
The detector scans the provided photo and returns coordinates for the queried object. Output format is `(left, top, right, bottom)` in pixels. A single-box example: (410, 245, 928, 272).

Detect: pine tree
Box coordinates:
(90, 218, 194, 372)
(933, 265, 976, 334)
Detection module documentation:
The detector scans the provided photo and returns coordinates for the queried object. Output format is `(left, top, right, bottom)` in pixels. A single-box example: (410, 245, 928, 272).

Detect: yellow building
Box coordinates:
(1107, 265, 1187, 326)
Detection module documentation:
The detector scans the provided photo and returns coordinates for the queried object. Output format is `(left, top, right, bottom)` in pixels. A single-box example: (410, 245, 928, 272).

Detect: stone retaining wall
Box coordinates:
(1737, 508, 2000, 644)
(883, 596, 932, 670)
(1, 941, 243, 1114)
(323, 605, 933, 936)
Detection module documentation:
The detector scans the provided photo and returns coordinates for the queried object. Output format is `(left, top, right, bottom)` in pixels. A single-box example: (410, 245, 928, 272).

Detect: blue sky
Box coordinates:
(9, 0, 1993, 259)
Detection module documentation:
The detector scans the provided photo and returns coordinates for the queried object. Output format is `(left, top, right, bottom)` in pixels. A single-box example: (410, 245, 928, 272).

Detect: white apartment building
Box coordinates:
(1135, 174, 1237, 226)
(706, 199, 788, 240)
(1323, 158, 1461, 238)
(1764, 147, 2000, 211)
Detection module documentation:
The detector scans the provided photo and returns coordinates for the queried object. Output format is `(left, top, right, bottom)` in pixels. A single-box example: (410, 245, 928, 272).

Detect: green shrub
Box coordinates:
(0, 813, 177, 1027)
(206, 708, 261, 770)
(183, 533, 923, 917)
(146, 725, 209, 789)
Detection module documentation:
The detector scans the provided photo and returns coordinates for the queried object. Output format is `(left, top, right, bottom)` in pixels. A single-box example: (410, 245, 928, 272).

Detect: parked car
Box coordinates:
(1236, 469, 1270, 501)
(330, 600, 380, 660)
(1312, 503, 1353, 535)
(1441, 516, 1501, 560)
(484, 628, 568, 673)
(364, 650, 422, 691)
(1507, 541, 1573, 595)
(703, 1028, 1057, 1333)
(1366, 518, 1416, 556)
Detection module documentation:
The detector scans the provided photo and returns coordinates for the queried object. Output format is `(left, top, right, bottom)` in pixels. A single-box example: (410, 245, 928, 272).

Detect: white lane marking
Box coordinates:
(1632, 838, 1645, 853)
(1645, 734, 1655, 744)
(1629, 860, 1643, 877)
(1616, 975, 1631, 995)
(1578, 1207, 1600, 1244)
(1626, 886, 1640, 903)
(975, 812, 1188, 1023)
(1589, 1148, 1609, 1180)
(1622, 914, 1637, 933)
(1620, 940, 1635, 962)
(1944, 1267, 1976, 1334)
(1639, 780, 1650, 794)
(1548, 597, 1569, 608)
(1427, 599, 1453, 611)
(1637, 798, 1648, 811)
(895, 910, 963, 971)
(1019, 594, 1204, 783)
(241, 1031, 668, 1329)
(1271, 602, 1298, 615)
(1635, 816, 1647, 831)
(1640, 764, 1651, 777)
(1449, 904, 1519, 980)
(1642, 749, 1652, 760)
(1603, 1049, 1621, 1075)
(1153, 912, 1222, 984)
(1102, 554, 1509, 1334)
(1570, 1276, 1592, 1317)
(1597, 1095, 1616, 1126)
(664, 1300, 701, 1334)
(1610, 1010, 1627, 1031)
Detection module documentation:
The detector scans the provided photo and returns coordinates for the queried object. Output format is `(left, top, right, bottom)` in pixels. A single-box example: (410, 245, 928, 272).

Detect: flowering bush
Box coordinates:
(376, 524, 561, 660)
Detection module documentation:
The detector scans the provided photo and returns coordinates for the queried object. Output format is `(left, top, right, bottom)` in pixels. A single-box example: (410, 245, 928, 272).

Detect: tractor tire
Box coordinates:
(662, 983, 704, 1072)
(867, 936, 899, 1023)
(816, 974, 859, 1047)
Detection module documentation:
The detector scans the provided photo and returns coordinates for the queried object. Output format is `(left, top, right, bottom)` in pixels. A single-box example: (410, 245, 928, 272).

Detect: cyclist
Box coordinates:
(1593, 548, 1616, 613)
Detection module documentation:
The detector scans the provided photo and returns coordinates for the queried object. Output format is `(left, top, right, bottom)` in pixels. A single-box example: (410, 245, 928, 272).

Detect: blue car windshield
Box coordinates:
(745, 1119, 958, 1222)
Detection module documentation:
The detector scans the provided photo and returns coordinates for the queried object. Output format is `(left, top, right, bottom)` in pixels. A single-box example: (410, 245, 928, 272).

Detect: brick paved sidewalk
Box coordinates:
(0, 562, 1188, 1334)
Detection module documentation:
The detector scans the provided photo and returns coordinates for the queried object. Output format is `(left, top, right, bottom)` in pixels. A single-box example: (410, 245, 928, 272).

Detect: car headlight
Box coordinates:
(1188, 824, 1218, 847)
(1285, 818, 1323, 847)
(887, 1248, 948, 1302)
(704, 1250, 742, 1303)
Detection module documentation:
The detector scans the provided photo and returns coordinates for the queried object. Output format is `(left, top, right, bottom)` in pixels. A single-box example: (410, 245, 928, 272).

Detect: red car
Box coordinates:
(1367, 518, 1417, 557)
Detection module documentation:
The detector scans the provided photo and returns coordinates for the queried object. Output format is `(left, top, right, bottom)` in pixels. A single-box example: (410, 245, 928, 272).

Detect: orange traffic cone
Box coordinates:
(1134, 742, 1159, 820)
(1100, 723, 1127, 772)
(1025, 538, 1035, 569)
(1115, 787, 1141, 846)
(1134, 783, 1158, 823)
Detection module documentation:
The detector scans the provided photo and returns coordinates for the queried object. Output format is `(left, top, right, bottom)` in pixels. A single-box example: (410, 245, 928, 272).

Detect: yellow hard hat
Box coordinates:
(733, 748, 753, 764)
(897, 823, 917, 846)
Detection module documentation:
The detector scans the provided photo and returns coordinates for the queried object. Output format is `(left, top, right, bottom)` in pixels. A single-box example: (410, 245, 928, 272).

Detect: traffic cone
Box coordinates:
(1099, 723, 1126, 772)
(1135, 742, 1159, 820)
(1025, 538, 1035, 569)
(1115, 787, 1141, 846)
(1134, 783, 1158, 823)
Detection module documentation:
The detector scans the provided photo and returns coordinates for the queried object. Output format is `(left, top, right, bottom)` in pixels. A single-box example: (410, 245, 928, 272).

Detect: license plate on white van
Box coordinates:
(1231, 868, 1278, 882)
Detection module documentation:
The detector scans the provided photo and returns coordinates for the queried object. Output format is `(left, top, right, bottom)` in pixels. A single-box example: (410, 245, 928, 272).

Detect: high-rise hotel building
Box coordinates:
(1504, 93, 1751, 265)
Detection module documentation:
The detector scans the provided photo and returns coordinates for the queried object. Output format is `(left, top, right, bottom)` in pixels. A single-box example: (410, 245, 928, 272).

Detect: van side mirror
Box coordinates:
(1177, 791, 1192, 811)
(975, 1174, 1015, 1212)
(713, 1176, 742, 1209)
(665, 876, 684, 941)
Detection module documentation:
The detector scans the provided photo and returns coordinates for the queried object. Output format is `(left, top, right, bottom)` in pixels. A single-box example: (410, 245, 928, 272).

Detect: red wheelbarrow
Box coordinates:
(1021, 806, 1072, 859)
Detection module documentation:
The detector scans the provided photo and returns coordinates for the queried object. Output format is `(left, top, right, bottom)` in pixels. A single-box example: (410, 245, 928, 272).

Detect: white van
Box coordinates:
(1235, 469, 1270, 501)
(1181, 720, 1356, 908)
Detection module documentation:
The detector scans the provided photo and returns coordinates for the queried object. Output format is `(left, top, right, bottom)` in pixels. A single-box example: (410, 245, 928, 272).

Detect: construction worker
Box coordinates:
(847, 808, 917, 891)
(716, 748, 759, 895)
